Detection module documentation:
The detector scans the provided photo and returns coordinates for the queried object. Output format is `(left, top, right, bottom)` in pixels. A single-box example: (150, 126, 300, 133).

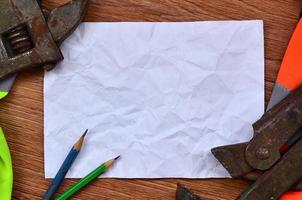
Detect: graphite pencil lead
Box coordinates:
(104, 156, 121, 169)
(82, 129, 88, 138)
(114, 155, 121, 161)
(73, 129, 88, 150)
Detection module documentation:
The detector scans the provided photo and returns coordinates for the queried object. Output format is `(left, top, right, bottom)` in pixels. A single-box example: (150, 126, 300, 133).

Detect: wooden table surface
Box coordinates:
(0, 0, 301, 199)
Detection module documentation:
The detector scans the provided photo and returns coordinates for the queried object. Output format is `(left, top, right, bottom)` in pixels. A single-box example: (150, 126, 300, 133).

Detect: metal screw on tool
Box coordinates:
(256, 147, 270, 160)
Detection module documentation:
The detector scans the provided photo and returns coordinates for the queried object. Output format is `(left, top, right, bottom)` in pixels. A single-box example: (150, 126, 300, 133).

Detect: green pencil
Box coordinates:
(56, 156, 120, 200)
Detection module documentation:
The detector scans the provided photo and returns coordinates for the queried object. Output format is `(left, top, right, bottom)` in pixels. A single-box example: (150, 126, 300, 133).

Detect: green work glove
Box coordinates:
(0, 128, 13, 200)
(0, 76, 15, 99)
(0, 91, 8, 99)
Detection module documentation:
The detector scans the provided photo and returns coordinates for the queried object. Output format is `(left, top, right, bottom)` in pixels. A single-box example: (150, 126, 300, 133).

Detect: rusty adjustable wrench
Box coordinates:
(0, 0, 89, 98)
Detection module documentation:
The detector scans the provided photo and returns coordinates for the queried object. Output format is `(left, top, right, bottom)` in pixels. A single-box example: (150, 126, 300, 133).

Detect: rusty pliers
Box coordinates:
(0, 0, 89, 99)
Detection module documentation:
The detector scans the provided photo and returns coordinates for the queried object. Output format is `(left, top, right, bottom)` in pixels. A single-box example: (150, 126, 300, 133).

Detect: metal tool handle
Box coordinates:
(238, 138, 302, 200)
(246, 85, 302, 170)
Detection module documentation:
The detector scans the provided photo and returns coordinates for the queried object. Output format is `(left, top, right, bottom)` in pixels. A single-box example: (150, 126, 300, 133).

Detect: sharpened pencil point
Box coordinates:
(82, 129, 88, 138)
(104, 156, 121, 169)
(114, 155, 121, 161)
(57, 156, 120, 199)
(73, 129, 88, 150)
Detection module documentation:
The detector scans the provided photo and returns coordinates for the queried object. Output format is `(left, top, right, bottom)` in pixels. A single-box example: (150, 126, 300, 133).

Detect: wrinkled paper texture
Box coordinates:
(44, 21, 264, 178)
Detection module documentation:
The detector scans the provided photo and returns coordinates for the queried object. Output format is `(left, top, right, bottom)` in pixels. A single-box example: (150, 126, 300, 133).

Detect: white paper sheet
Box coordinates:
(44, 21, 264, 178)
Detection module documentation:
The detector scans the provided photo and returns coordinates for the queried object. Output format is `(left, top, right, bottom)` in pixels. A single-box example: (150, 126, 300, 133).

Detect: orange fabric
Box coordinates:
(280, 191, 302, 200)
(276, 19, 302, 90)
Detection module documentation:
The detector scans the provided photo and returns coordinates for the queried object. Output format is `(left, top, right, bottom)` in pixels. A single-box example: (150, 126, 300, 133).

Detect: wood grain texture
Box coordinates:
(0, 0, 301, 199)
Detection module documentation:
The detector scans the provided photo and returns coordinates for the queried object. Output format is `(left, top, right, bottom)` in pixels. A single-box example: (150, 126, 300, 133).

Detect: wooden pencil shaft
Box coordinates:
(43, 131, 87, 200)
(43, 149, 79, 200)
(56, 164, 107, 200)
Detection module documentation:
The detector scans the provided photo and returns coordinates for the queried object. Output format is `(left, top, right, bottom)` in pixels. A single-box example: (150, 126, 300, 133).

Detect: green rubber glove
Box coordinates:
(0, 75, 16, 100)
(0, 128, 13, 200)
(0, 92, 8, 99)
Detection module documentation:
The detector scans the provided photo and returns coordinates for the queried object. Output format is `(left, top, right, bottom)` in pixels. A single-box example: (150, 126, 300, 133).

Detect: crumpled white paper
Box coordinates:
(44, 21, 264, 178)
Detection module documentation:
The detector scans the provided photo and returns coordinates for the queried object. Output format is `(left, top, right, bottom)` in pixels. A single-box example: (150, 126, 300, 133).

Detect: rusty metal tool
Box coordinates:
(211, 15, 302, 200)
(0, 0, 89, 98)
(176, 184, 201, 200)
(0, 1, 88, 200)
(212, 86, 302, 200)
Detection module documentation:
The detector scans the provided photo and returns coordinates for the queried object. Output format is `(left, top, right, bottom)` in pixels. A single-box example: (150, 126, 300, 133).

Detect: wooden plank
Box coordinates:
(0, 0, 301, 199)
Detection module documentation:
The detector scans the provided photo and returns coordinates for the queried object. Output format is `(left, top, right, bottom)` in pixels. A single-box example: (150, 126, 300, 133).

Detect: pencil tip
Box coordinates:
(73, 129, 88, 150)
(114, 155, 121, 161)
(82, 129, 88, 138)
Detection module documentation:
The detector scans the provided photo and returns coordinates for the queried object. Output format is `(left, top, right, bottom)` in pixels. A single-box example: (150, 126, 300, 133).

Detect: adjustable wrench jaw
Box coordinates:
(47, 0, 89, 45)
(0, 0, 89, 98)
(0, 0, 63, 80)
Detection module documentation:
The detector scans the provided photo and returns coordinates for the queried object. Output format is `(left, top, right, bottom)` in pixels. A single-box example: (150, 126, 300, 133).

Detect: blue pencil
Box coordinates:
(42, 129, 88, 200)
